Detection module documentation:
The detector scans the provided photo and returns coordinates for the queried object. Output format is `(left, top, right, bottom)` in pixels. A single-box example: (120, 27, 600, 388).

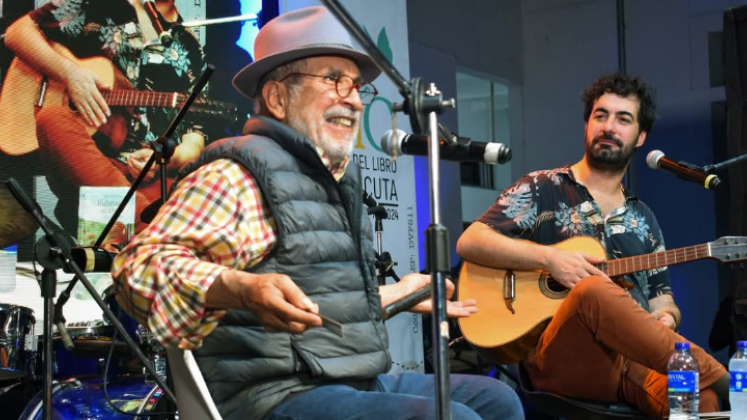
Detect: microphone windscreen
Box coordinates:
(646, 150, 664, 169)
(380, 129, 405, 156)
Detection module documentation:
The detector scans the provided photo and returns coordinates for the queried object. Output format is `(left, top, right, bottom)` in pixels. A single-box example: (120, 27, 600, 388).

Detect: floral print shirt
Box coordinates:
(477, 166, 672, 311)
(30, 0, 206, 163)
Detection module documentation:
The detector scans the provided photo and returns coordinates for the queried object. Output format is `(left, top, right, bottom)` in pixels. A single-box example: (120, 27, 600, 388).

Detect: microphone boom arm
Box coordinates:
(703, 151, 747, 174)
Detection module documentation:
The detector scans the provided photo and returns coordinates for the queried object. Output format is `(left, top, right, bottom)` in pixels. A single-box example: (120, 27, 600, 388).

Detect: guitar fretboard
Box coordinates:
(102, 90, 181, 108)
(598, 244, 711, 276)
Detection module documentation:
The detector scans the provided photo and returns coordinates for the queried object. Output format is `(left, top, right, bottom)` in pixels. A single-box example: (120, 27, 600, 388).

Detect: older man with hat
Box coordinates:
(112, 6, 523, 420)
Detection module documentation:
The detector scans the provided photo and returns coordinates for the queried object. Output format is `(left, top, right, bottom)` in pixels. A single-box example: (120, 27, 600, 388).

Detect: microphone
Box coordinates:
(61, 247, 117, 273)
(381, 129, 512, 165)
(646, 150, 721, 190)
(54, 298, 74, 351)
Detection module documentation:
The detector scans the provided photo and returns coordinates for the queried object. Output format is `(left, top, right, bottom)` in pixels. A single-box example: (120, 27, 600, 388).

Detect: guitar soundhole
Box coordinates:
(545, 275, 566, 293)
(539, 273, 569, 299)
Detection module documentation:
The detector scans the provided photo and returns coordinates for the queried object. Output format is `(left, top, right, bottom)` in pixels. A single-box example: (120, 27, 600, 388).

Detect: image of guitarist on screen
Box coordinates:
(456, 73, 729, 419)
(3, 0, 207, 239)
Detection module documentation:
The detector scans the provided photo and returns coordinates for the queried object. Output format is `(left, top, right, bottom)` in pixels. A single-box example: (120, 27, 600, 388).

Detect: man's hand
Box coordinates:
(237, 272, 323, 334)
(546, 247, 609, 289)
(388, 273, 478, 318)
(651, 308, 677, 331)
(65, 66, 110, 127)
(82, 221, 128, 252)
(649, 294, 680, 331)
(127, 148, 157, 182)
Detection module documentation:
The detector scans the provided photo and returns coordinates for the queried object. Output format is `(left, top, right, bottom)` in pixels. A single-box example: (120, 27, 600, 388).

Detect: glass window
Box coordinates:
(455, 72, 511, 189)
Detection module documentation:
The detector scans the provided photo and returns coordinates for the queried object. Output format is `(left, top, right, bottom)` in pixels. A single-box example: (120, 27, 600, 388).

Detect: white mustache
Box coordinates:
(323, 106, 359, 120)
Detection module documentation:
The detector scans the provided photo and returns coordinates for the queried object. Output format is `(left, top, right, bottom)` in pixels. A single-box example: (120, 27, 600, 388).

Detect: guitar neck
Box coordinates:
(600, 243, 711, 277)
(102, 90, 183, 108)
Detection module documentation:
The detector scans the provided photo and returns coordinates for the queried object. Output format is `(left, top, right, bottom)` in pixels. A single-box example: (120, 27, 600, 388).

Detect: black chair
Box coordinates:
(517, 363, 650, 419)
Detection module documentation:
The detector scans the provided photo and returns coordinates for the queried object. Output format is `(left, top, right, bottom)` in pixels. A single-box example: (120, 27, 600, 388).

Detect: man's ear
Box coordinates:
(263, 81, 288, 121)
(635, 130, 647, 148)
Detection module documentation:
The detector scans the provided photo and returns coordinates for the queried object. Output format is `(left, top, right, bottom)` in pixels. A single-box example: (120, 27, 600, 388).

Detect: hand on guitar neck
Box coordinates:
(62, 64, 112, 128)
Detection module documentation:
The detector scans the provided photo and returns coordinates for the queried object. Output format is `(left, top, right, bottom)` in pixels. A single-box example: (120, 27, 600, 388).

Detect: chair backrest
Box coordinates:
(166, 347, 223, 420)
(517, 363, 649, 420)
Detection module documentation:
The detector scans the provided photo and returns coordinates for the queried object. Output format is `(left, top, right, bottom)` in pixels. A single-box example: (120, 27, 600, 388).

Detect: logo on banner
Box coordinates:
(352, 26, 400, 222)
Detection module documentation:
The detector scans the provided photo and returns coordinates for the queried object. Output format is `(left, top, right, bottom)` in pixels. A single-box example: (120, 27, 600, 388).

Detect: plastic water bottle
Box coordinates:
(668, 341, 699, 419)
(730, 340, 747, 419)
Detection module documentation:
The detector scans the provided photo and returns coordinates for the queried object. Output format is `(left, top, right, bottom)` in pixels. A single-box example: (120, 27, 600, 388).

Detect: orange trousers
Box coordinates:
(525, 276, 727, 419)
(35, 105, 166, 234)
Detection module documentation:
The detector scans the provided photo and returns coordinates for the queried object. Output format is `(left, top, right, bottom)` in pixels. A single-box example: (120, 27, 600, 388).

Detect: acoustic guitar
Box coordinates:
(457, 235, 747, 365)
(0, 42, 236, 156)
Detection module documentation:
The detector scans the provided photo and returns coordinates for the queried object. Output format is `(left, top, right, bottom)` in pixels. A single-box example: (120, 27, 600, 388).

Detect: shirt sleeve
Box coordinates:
(111, 159, 276, 349)
(29, 0, 86, 41)
(476, 174, 539, 239)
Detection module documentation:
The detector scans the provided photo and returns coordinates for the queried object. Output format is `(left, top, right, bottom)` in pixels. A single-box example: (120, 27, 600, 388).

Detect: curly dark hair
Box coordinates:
(581, 73, 657, 133)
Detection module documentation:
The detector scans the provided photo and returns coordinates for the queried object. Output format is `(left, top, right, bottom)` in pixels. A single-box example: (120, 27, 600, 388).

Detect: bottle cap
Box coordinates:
(675, 342, 690, 350)
(738, 340, 747, 349)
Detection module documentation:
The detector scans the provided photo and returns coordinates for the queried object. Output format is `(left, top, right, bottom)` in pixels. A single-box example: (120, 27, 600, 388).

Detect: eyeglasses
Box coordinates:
(279, 72, 378, 105)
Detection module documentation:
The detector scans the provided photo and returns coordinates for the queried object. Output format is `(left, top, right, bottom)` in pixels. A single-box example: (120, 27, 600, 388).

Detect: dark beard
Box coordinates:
(586, 134, 637, 172)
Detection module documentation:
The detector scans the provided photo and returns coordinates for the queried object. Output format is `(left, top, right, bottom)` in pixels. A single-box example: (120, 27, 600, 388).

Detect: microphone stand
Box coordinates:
(4, 179, 66, 420)
(4, 179, 164, 419)
(49, 64, 215, 409)
(363, 191, 399, 286)
(322, 1, 456, 418)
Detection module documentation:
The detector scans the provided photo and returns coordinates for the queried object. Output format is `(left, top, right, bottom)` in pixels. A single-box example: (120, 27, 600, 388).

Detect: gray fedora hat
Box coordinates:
(232, 6, 381, 98)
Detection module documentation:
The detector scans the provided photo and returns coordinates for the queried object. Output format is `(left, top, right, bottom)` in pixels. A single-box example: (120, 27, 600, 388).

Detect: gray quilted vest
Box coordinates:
(177, 116, 390, 420)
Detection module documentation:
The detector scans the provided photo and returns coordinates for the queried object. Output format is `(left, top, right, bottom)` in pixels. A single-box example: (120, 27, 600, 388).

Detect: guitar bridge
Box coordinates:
(36, 77, 49, 108)
(504, 269, 516, 314)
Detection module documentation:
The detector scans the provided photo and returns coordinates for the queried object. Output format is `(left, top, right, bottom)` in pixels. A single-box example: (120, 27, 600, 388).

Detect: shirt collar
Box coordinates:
(561, 164, 638, 201)
(315, 147, 350, 182)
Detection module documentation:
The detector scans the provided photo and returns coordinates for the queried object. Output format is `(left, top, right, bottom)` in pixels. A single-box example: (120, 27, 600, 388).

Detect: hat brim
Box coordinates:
(232, 45, 382, 99)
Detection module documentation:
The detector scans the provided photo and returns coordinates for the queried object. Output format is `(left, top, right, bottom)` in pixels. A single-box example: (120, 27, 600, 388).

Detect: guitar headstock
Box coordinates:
(709, 236, 747, 263)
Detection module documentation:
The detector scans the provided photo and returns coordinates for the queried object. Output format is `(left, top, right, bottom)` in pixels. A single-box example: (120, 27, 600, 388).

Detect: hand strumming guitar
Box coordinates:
(63, 64, 111, 128)
(544, 246, 609, 289)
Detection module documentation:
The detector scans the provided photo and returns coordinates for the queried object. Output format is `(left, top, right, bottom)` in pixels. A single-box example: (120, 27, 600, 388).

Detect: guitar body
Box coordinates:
(457, 236, 606, 365)
(0, 43, 124, 155)
(0, 57, 46, 155)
